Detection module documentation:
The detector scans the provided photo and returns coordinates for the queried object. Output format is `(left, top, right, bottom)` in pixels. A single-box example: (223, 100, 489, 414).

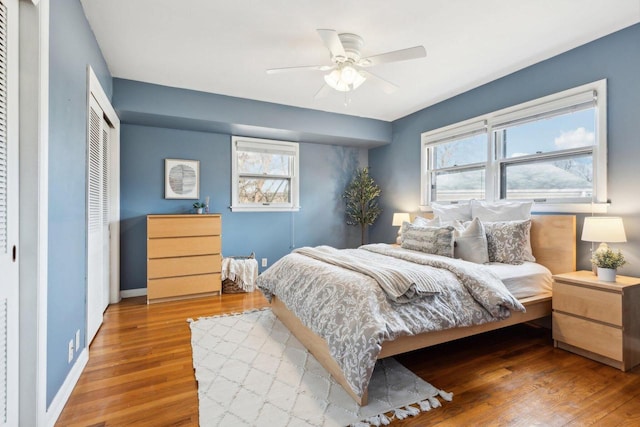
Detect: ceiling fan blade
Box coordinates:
(317, 29, 346, 60)
(314, 84, 333, 99)
(266, 64, 334, 74)
(359, 45, 426, 67)
(359, 69, 398, 94)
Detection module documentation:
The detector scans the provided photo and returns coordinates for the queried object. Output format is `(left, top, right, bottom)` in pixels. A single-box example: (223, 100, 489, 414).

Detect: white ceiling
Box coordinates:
(80, 0, 640, 122)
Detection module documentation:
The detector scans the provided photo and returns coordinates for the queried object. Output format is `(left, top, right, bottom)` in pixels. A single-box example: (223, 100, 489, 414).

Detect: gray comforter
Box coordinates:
(256, 243, 525, 400)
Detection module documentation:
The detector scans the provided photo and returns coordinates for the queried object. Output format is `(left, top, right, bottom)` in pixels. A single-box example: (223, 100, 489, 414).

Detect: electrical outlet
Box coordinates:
(261, 258, 268, 267)
(68, 340, 74, 363)
(75, 330, 81, 352)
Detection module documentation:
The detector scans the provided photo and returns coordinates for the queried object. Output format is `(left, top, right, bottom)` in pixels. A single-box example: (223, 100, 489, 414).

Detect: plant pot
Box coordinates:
(196, 208, 204, 214)
(597, 267, 616, 282)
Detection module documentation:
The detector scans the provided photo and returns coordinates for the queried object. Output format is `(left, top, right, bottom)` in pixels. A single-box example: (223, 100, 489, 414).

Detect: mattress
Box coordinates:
(486, 262, 553, 299)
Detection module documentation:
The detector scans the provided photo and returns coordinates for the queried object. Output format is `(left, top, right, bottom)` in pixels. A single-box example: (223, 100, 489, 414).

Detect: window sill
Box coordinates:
(230, 206, 301, 213)
(419, 202, 609, 214)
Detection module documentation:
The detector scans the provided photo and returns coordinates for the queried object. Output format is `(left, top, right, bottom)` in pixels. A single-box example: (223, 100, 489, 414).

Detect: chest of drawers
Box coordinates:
(147, 214, 222, 303)
(552, 270, 640, 371)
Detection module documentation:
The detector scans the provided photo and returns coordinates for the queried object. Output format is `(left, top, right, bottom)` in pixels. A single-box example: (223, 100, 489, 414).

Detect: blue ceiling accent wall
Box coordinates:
(113, 78, 392, 148)
(120, 124, 365, 291)
(369, 23, 640, 275)
(48, 0, 112, 407)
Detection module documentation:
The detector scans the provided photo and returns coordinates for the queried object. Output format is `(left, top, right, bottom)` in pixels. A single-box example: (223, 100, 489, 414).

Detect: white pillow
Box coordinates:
(412, 216, 440, 227)
(431, 202, 472, 221)
(453, 217, 489, 264)
(470, 200, 532, 221)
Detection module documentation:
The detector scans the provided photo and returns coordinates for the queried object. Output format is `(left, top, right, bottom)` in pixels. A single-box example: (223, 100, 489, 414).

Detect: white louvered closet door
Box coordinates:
(87, 94, 110, 344)
(0, 0, 19, 425)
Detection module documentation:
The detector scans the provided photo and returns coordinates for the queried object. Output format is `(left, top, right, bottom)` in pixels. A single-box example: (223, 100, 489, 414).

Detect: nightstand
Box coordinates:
(552, 270, 640, 371)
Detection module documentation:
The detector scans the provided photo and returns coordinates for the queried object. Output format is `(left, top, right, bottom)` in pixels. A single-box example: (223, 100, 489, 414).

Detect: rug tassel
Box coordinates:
(419, 399, 432, 411)
(365, 415, 382, 426)
(393, 407, 410, 420)
(428, 396, 441, 408)
(404, 405, 420, 416)
(439, 389, 454, 401)
(378, 413, 391, 425)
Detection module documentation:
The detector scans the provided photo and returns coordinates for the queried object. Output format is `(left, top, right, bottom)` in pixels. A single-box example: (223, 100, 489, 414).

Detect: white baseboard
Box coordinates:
(121, 287, 147, 298)
(46, 348, 88, 427)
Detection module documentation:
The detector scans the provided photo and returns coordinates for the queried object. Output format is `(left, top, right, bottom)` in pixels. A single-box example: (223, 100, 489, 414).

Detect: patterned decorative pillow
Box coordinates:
(483, 219, 532, 265)
(400, 222, 455, 257)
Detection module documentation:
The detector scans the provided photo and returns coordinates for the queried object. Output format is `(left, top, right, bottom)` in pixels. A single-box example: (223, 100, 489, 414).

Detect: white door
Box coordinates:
(101, 119, 111, 311)
(87, 94, 110, 343)
(0, 0, 20, 424)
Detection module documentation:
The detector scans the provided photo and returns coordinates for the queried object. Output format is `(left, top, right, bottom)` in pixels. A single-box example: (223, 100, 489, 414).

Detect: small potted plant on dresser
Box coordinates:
(591, 248, 626, 282)
(193, 201, 206, 214)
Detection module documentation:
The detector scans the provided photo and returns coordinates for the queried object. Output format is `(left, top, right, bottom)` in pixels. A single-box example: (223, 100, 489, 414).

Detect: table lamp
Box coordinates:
(581, 216, 627, 273)
(392, 212, 411, 244)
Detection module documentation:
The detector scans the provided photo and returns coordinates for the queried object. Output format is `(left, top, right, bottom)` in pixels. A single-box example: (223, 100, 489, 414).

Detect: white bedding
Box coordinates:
(487, 262, 552, 298)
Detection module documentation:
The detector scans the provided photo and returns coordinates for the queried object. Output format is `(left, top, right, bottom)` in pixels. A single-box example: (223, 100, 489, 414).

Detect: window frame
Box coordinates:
(420, 80, 607, 213)
(231, 136, 300, 212)
(422, 119, 489, 203)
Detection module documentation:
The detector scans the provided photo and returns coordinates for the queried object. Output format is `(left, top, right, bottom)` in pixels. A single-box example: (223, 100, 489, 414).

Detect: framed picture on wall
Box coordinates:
(165, 158, 200, 199)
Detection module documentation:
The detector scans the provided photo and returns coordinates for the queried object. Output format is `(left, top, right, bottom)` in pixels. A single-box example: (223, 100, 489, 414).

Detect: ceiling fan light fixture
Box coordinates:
(324, 65, 366, 92)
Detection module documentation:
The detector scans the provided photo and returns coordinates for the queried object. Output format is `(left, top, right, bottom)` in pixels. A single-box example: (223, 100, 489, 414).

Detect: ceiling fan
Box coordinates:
(266, 29, 426, 98)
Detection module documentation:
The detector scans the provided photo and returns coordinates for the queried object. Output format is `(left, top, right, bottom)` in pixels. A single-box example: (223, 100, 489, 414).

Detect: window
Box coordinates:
(231, 136, 300, 212)
(421, 80, 607, 212)
(424, 120, 488, 202)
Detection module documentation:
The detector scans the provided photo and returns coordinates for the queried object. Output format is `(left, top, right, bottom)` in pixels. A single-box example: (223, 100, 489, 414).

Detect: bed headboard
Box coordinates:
(530, 214, 576, 274)
(417, 213, 576, 275)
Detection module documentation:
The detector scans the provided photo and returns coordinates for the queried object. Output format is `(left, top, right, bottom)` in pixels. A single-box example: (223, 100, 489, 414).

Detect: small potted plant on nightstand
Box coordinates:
(193, 201, 206, 214)
(591, 248, 626, 282)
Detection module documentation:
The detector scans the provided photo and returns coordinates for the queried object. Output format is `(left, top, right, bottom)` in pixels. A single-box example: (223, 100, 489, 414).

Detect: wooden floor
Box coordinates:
(57, 291, 640, 426)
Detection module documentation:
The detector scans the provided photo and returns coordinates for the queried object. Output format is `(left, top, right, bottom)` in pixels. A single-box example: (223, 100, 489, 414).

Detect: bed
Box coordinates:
(259, 214, 576, 405)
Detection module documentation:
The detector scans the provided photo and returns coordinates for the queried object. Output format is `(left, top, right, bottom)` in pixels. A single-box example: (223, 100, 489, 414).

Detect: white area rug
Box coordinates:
(189, 309, 452, 426)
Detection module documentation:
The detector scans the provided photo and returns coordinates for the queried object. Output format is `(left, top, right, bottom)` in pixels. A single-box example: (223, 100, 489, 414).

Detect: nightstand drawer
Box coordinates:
(553, 312, 623, 361)
(553, 281, 622, 326)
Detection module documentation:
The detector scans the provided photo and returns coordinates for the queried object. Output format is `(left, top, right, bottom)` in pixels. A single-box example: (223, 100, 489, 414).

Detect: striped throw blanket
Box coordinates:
(293, 246, 444, 303)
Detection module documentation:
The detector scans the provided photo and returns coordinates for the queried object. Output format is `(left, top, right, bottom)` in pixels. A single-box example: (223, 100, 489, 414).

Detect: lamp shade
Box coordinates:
(392, 212, 411, 227)
(581, 216, 627, 243)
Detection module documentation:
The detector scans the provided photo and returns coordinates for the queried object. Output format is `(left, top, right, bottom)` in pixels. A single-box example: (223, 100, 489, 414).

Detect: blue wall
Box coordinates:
(45, 3, 640, 411)
(120, 124, 366, 291)
(369, 23, 640, 275)
(48, 0, 112, 407)
(113, 78, 391, 148)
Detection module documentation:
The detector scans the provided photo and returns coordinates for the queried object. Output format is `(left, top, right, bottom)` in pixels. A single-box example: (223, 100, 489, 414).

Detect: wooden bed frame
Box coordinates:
(271, 214, 576, 405)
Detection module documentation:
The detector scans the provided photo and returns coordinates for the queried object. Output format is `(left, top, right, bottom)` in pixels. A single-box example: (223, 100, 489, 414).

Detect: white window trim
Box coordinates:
(231, 136, 300, 212)
(420, 80, 608, 214)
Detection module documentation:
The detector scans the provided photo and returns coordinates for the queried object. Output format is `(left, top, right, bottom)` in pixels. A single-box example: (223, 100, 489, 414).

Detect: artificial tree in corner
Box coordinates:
(343, 167, 381, 245)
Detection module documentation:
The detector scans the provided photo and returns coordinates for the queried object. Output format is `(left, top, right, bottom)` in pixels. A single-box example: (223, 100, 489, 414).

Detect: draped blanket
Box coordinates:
(294, 246, 443, 303)
(221, 257, 259, 292)
(257, 244, 525, 400)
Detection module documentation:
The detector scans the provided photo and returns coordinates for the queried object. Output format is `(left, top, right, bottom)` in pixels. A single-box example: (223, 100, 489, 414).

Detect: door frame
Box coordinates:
(18, 0, 49, 425)
(86, 66, 120, 345)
